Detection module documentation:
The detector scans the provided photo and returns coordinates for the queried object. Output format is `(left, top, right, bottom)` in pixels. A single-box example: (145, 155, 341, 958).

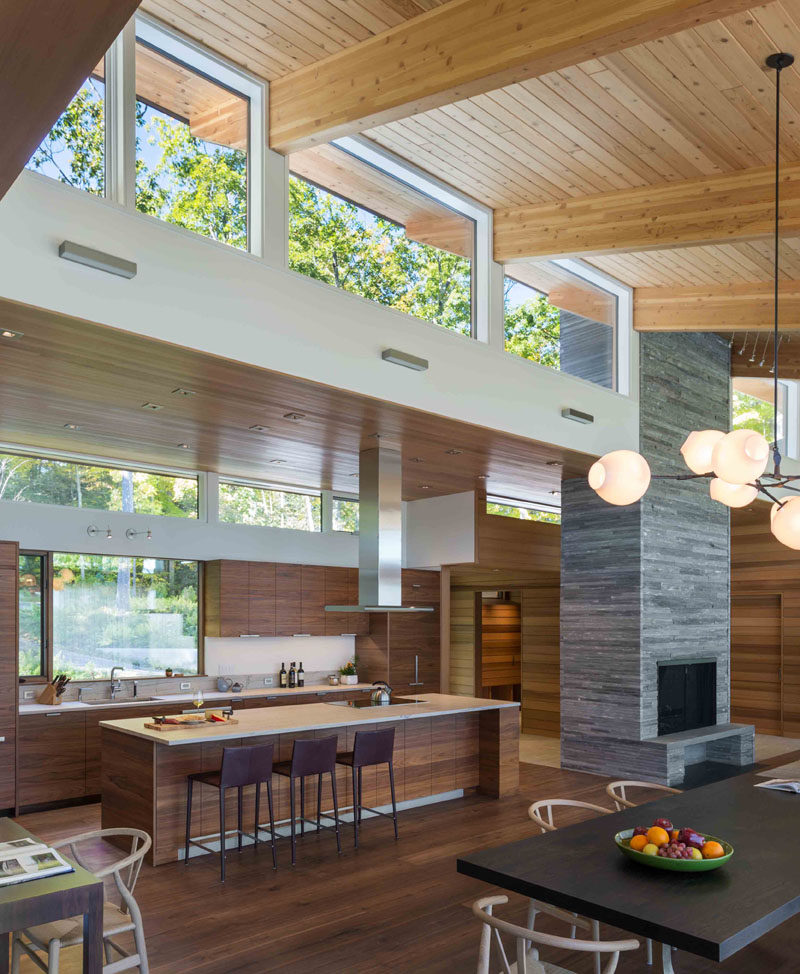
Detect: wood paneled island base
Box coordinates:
(99, 695, 519, 865)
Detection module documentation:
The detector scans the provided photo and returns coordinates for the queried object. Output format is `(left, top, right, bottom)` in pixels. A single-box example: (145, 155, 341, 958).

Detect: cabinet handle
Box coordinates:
(340, 633, 357, 636)
(239, 634, 260, 639)
(292, 633, 311, 637)
(409, 654, 423, 687)
(315, 691, 329, 696)
(45, 712, 62, 717)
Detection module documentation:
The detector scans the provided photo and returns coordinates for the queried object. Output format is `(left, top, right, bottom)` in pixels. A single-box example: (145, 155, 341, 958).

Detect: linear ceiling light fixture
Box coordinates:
(381, 348, 429, 371)
(58, 241, 137, 279)
(589, 53, 800, 547)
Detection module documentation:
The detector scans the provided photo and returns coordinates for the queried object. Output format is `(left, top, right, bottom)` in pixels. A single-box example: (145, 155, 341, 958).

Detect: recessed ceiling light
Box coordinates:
(270, 459, 285, 464)
(249, 424, 271, 433)
(409, 457, 424, 463)
(548, 489, 561, 496)
(546, 460, 562, 467)
(349, 472, 359, 477)
(177, 443, 190, 450)
(171, 388, 196, 397)
(477, 474, 488, 480)
(1, 329, 22, 339)
(368, 432, 382, 439)
(418, 484, 431, 490)
(63, 423, 80, 431)
(445, 448, 463, 455)
(283, 412, 305, 421)
(141, 402, 163, 411)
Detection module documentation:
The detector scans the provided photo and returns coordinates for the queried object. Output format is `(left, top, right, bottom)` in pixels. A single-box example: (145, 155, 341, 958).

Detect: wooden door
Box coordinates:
(275, 564, 302, 636)
(731, 593, 782, 735)
(249, 562, 276, 637)
(0, 547, 17, 809)
(480, 599, 521, 698)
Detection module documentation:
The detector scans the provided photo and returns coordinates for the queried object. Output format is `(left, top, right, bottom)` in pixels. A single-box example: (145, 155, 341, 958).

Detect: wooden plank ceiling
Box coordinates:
(0, 299, 587, 502)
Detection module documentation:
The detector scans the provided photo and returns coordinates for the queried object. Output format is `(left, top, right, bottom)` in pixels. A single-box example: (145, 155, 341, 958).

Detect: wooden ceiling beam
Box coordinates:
(634, 282, 800, 332)
(0, 0, 141, 201)
(268, 0, 755, 154)
(495, 163, 800, 262)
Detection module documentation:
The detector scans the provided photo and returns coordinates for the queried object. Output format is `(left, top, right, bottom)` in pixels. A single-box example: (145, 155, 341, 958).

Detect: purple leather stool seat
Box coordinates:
(185, 742, 277, 882)
(273, 736, 342, 865)
(336, 727, 398, 848)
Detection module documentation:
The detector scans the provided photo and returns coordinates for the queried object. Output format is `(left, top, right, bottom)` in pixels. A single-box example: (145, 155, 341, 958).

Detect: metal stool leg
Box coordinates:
(388, 759, 398, 840)
(219, 787, 226, 882)
(317, 774, 322, 832)
(289, 777, 297, 866)
(331, 771, 342, 854)
(267, 779, 277, 870)
(352, 765, 359, 848)
(237, 786, 243, 851)
(300, 775, 305, 836)
(254, 781, 261, 847)
(184, 777, 194, 863)
(357, 767, 363, 824)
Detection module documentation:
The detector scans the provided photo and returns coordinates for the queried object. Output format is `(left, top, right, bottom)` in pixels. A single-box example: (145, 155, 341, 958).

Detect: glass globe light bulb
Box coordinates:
(711, 428, 769, 485)
(680, 430, 725, 475)
(588, 450, 651, 506)
(770, 497, 800, 549)
(709, 478, 757, 508)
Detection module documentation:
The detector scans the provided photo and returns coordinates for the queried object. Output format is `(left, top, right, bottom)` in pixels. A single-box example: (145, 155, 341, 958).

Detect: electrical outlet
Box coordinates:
(263, 676, 274, 686)
(23, 689, 34, 700)
(180, 682, 191, 690)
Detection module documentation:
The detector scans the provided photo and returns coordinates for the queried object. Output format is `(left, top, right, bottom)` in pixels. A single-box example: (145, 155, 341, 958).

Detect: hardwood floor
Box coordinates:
(10, 755, 800, 973)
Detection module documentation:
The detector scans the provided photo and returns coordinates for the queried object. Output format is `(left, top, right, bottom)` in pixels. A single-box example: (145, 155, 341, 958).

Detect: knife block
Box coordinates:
(37, 684, 61, 706)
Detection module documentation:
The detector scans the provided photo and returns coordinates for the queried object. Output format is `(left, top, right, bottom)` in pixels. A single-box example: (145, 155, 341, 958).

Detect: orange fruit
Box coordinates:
(646, 826, 670, 848)
(702, 840, 725, 859)
(630, 834, 648, 852)
(670, 830, 680, 842)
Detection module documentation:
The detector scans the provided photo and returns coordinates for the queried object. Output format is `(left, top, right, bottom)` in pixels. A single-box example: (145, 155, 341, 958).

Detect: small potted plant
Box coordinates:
(165, 666, 173, 678)
(339, 659, 359, 685)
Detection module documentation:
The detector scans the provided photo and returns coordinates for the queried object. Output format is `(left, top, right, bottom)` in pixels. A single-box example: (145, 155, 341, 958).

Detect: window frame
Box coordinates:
(486, 493, 561, 522)
(0, 444, 201, 520)
(19, 550, 203, 684)
(331, 493, 359, 534)
(18, 550, 50, 683)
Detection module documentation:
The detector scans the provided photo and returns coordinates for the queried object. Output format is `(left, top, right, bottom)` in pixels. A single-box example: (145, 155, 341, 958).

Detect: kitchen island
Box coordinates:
(99, 694, 519, 865)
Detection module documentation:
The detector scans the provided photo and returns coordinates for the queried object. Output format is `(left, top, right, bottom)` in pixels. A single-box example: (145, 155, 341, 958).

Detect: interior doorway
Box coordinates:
(476, 592, 521, 701)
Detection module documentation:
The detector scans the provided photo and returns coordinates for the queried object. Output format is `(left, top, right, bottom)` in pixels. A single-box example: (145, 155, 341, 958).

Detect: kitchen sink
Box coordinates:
(83, 696, 161, 705)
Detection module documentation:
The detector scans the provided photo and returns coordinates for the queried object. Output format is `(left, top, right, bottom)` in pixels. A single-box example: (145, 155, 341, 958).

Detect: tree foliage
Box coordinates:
(219, 483, 321, 531)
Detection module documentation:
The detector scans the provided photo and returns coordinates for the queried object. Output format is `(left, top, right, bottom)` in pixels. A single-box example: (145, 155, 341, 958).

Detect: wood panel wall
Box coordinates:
(521, 584, 561, 738)
(731, 506, 800, 737)
(0, 541, 18, 810)
(449, 588, 477, 696)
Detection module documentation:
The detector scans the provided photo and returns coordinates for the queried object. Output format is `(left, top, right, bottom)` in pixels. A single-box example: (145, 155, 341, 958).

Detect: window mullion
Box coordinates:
(106, 17, 137, 207)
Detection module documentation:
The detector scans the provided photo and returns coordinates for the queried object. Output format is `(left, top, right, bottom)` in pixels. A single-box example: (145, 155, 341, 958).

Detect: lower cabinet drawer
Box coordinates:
(18, 712, 87, 806)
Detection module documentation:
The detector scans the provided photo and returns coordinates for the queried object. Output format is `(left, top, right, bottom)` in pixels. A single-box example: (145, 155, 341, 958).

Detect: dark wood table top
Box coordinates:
(457, 774, 800, 962)
(0, 819, 102, 919)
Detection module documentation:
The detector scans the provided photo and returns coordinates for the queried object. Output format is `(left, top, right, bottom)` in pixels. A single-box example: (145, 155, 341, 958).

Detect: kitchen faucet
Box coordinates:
(110, 666, 124, 700)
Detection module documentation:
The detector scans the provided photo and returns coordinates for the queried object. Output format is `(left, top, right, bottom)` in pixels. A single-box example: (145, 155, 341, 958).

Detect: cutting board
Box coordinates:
(144, 716, 239, 732)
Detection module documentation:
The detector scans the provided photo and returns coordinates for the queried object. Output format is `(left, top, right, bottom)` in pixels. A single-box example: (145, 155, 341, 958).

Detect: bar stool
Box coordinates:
(184, 742, 277, 882)
(272, 736, 342, 865)
(336, 727, 398, 848)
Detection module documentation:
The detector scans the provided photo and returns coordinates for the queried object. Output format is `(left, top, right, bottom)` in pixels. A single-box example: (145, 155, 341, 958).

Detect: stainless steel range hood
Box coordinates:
(325, 446, 433, 614)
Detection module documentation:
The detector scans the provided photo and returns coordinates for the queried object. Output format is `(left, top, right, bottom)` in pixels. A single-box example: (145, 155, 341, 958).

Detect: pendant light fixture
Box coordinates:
(588, 52, 800, 547)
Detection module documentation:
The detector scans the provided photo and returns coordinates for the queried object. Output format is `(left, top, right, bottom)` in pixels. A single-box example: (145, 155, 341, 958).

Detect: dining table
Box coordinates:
(457, 773, 800, 973)
(0, 819, 103, 974)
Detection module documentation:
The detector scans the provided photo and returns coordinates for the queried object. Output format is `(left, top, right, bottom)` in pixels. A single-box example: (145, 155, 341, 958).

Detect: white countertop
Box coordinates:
(99, 694, 520, 745)
(19, 682, 375, 714)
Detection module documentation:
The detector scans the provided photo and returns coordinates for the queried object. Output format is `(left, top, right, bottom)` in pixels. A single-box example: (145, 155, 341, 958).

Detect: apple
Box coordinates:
(653, 817, 674, 831)
(642, 843, 659, 856)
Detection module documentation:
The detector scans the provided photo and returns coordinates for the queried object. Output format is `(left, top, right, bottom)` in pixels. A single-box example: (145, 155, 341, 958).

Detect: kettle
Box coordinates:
(370, 681, 392, 705)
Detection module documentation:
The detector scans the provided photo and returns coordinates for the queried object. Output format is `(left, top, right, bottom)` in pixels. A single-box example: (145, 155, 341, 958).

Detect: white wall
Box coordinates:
(205, 635, 354, 678)
(0, 171, 639, 460)
(404, 491, 475, 568)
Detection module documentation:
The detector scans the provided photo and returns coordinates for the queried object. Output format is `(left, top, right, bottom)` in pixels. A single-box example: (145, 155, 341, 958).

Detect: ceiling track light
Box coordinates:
(171, 388, 196, 397)
(126, 528, 152, 541)
(588, 52, 800, 548)
(283, 412, 305, 421)
(248, 425, 271, 433)
(1, 328, 22, 339)
(177, 443, 190, 450)
(63, 423, 81, 431)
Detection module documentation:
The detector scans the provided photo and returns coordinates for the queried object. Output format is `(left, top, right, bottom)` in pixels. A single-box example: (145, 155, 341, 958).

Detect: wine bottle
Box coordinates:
(298, 661, 305, 687)
(279, 662, 288, 689)
(288, 661, 297, 689)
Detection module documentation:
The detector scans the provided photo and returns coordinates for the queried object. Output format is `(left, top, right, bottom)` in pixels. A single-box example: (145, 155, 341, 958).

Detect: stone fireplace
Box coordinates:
(560, 332, 755, 786)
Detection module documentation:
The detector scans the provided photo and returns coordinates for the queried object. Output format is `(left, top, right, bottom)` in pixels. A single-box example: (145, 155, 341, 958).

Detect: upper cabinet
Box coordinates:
(206, 560, 276, 637)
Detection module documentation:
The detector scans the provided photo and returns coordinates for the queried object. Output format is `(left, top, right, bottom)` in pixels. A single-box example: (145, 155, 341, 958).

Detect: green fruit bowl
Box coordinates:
(614, 829, 734, 872)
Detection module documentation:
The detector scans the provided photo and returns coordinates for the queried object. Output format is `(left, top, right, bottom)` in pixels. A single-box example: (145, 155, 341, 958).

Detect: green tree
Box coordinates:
(732, 390, 776, 441)
(503, 280, 562, 368)
(486, 502, 560, 524)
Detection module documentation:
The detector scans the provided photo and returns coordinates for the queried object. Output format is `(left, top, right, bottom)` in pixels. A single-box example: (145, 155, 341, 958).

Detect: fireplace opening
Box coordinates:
(657, 659, 716, 736)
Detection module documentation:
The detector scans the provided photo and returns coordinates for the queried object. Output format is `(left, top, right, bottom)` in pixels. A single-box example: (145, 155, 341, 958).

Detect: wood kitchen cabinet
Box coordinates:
(205, 561, 277, 637)
(301, 565, 326, 635)
(275, 563, 302, 635)
(17, 711, 86, 806)
(0, 541, 18, 811)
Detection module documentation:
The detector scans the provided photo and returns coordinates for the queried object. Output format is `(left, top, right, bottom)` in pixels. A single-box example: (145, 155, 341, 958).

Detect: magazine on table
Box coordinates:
(0, 838, 73, 887)
(754, 779, 800, 794)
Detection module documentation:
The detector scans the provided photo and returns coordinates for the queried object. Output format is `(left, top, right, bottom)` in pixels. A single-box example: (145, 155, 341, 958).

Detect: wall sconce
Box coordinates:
(125, 528, 152, 541)
(87, 525, 112, 540)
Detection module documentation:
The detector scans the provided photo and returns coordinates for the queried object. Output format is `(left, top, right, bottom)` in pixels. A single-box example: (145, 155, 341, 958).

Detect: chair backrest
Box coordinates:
(220, 742, 274, 788)
(605, 780, 682, 811)
(352, 727, 395, 768)
(528, 798, 612, 834)
(291, 735, 338, 777)
(473, 896, 639, 974)
(52, 828, 152, 914)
